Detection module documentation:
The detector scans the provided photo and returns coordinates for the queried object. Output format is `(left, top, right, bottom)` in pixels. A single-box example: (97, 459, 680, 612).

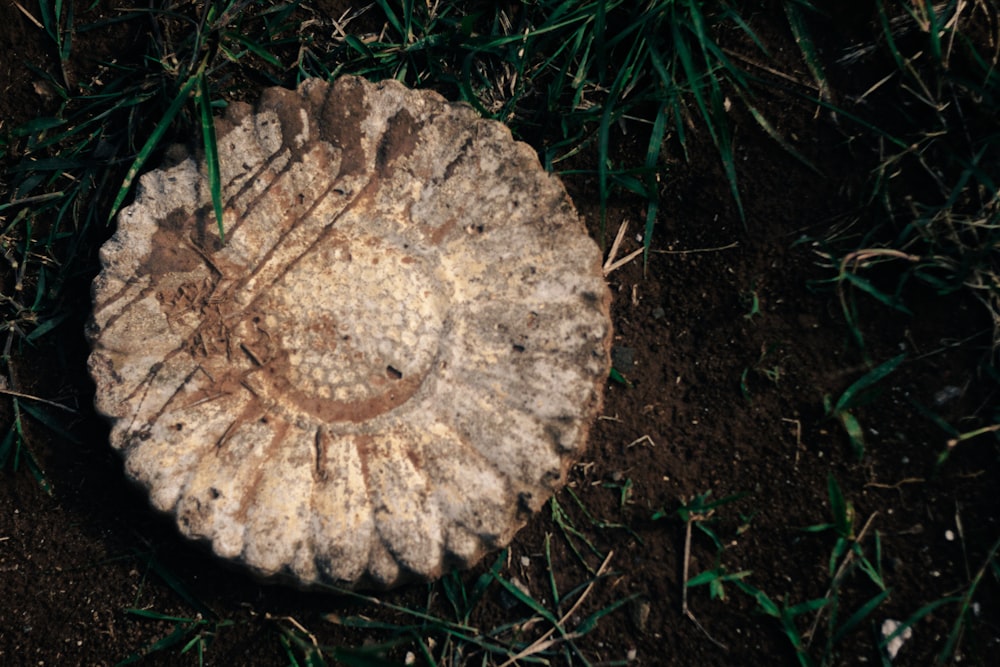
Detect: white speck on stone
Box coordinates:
(295, 108, 310, 147)
(881, 619, 913, 661)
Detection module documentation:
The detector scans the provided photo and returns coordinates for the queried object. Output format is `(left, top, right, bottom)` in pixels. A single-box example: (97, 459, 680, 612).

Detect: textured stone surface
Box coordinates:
(88, 76, 612, 589)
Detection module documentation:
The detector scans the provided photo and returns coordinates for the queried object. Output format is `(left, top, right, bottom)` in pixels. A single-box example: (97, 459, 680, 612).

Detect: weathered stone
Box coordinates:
(88, 76, 612, 589)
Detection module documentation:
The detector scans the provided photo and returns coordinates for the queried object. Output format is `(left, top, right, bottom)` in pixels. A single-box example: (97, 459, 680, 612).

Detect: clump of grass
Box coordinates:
(675, 491, 753, 604)
(0, 395, 56, 494)
(0, 0, 300, 478)
(0, 0, 821, 366)
(823, 353, 905, 459)
(285, 548, 629, 666)
(673, 482, 892, 665)
(119, 609, 235, 666)
(1, 0, 818, 493)
(820, 2, 1000, 361)
(304, 0, 823, 254)
(283, 485, 634, 664)
(652, 490, 752, 649)
(119, 548, 236, 665)
(676, 476, 998, 665)
(118, 490, 633, 665)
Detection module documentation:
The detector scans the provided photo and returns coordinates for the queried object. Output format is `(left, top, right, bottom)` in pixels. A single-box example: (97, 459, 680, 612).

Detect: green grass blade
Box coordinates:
(784, 597, 829, 618)
(107, 73, 200, 223)
(141, 551, 215, 619)
(60, 0, 73, 63)
(0, 425, 15, 467)
(837, 410, 866, 460)
(672, 18, 712, 143)
(855, 545, 887, 590)
(25, 307, 69, 342)
(39, 0, 69, 60)
(742, 96, 822, 175)
(374, 0, 405, 40)
(833, 353, 906, 413)
(596, 52, 632, 243)
(125, 609, 202, 623)
(0, 191, 65, 213)
(783, 1, 829, 100)
(642, 103, 668, 264)
(826, 474, 849, 537)
(938, 536, 1000, 662)
(440, 572, 467, 621)
(841, 272, 912, 314)
(18, 401, 80, 443)
(12, 116, 67, 136)
(196, 73, 225, 243)
(117, 618, 204, 665)
(876, 0, 906, 71)
(544, 533, 561, 610)
(492, 574, 560, 627)
(924, 1, 943, 64)
(222, 31, 282, 68)
(573, 593, 636, 635)
(670, 7, 744, 222)
(879, 595, 963, 652)
(593, 0, 607, 78)
(734, 580, 781, 617)
(832, 589, 891, 645)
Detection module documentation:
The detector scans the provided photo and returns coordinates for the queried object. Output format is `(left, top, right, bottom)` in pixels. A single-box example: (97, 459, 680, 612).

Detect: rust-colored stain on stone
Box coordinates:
(88, 76, 612, 589)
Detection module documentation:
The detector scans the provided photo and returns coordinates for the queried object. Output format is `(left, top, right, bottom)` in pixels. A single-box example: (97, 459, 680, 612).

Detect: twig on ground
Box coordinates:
(604, 220, 643, 276)
(652, 242, 739, 255)
(11, 0, 43, 29)
(682, 514, 729, 651)
(626, 435, 656, 449)
(0, 387, 77, 413)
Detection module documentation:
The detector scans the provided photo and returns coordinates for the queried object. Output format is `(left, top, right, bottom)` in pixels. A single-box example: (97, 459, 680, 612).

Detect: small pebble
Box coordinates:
(628, 598, 651, 634)
(934, 385, 962, 406)
(880, 619, 913, 661)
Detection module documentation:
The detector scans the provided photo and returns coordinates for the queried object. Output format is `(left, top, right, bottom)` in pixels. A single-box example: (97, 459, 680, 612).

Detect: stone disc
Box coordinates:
(88, 76, 612, 589)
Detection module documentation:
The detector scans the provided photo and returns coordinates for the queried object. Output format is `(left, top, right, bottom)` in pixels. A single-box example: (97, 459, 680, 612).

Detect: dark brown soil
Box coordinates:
(1, 2, 997, 666)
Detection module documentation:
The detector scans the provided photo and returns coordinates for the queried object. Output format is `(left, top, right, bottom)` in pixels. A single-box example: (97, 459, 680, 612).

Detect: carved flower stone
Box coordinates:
(88, 76, 612, 589)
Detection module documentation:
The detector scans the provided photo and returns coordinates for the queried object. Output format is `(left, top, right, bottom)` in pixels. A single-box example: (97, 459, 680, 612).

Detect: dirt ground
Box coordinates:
(1, 2, 998, 666)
